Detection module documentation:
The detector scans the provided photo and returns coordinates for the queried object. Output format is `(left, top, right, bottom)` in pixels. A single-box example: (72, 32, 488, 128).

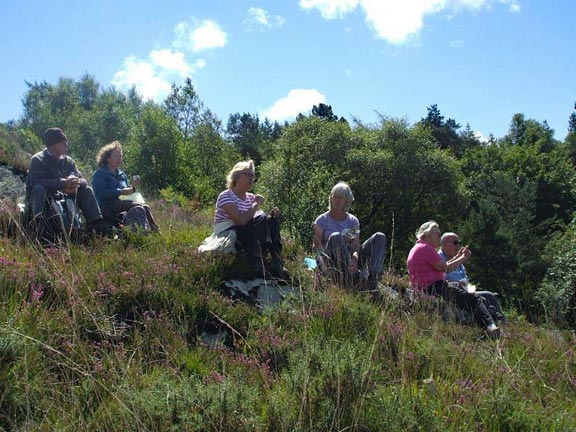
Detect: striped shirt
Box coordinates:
(214, 189, 259, 224)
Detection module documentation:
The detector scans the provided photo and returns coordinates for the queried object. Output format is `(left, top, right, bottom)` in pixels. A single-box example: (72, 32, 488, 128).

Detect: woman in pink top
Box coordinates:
(214, 159, 286, 279)
(407, 221, 499, 335)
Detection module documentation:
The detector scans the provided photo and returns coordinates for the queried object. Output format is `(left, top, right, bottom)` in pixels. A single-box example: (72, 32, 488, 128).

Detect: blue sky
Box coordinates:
(2, 0, 575, 140)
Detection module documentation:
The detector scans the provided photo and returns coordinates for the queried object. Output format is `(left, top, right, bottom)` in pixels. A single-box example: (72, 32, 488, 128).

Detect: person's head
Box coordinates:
(416, 221, 441, 247)
(43, 127, 68, 157)
(440, 232, 461, 258)
(96, 141, 123, 168)
(227, 159, 255, 189)
(329, 181, 354, 212)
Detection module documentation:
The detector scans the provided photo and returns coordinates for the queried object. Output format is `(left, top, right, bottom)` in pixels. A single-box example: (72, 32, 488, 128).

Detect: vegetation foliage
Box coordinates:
(0, 74, 575, 429)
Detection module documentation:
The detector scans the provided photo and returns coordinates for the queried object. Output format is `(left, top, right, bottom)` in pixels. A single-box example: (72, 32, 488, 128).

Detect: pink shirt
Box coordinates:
(406, 239, 445, 291)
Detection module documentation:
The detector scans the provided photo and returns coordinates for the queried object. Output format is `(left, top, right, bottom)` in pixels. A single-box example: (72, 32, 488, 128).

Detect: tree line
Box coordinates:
(1, 74, 576, 328)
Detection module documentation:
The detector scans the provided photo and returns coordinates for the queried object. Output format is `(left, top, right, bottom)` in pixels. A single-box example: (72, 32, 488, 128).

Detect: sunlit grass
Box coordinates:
(0, 199, 574, 431)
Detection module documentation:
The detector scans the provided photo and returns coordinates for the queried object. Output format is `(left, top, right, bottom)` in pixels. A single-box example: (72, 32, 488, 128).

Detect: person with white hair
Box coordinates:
(406, 221, 499, 335)
(313, 181, 387, 291)
(212, 159, 286, 279)
(439, 232, 505, 323)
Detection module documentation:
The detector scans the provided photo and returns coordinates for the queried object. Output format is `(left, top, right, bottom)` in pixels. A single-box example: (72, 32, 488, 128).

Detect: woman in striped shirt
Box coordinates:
(214, 160, 286, 278)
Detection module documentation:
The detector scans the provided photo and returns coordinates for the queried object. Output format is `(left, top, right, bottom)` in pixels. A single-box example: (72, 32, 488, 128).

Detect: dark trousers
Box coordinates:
(109, 199, 159, 231)
(234, 213, 282, 256)
(234, 214, 283, 275)
(427, 280, 496, 329)
(29, 184, 102, 224)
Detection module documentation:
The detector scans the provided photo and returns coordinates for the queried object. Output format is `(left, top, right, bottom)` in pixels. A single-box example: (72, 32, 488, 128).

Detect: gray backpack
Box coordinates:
(122, 206, 150, 232)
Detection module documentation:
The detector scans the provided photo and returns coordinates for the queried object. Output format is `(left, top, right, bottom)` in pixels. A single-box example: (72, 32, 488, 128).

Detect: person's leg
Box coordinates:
(266, 215, 287, 278)
(325, 232, 353, 286)
(74, 185, 103, 224)
(234, 214, 270, 277)
(142, 204, 160, 232)
(448, 286, 496, 329)
(477, 291, 506, 322)
(361, 232, 387, 289)
(29, 185, 48, 218)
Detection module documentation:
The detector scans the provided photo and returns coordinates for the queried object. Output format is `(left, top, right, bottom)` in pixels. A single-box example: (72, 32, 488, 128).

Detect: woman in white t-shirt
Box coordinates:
(214, 160, 286, 278)
(313, 181, 386, 291)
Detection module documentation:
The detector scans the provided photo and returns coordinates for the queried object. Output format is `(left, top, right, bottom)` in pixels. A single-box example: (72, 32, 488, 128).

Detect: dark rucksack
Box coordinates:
(122, 206, 150, 232)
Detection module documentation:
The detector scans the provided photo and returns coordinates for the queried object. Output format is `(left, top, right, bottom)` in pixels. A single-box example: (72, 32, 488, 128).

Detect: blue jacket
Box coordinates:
(92, 166, 130, 215)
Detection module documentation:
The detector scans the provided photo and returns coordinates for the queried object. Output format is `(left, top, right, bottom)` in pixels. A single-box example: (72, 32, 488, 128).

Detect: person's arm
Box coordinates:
(28, 155, 66, 191)
(220, 194, 263, 226)
(313, 223, 325, 252)
(92, 170, 127, 200)
(69, 159, 87, 187)
(349, 224, 361, 272)
(432, 247, 471, 271)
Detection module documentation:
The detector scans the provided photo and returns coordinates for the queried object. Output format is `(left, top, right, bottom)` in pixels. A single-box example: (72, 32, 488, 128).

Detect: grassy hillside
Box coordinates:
(0, 200, 574, 431)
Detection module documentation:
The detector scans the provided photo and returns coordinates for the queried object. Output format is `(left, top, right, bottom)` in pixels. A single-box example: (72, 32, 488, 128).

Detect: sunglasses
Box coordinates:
(450, 240, 461, 245)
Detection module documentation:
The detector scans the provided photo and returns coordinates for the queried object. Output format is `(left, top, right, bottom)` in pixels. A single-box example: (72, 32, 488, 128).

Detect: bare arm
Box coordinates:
(432, 246, 471, 271)
(313, 223, 325, 252)
(220, 194, 263, 226)
(349, 237, 361, 273)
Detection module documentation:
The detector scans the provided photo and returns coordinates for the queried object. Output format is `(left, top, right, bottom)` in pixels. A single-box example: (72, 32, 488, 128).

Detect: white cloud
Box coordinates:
(261, 89, 326, 121)
(112, 51, 207, 102)
(243, 7, 286, 31)
(111, 56, 173, 100)
(149, 49, 192, 77)
(474, 130, 490, 142)
(112, 17, 221, 102)
(300, 0, 522, 44)
(300, 0, 359, 19)
(175, 19, 228, 52)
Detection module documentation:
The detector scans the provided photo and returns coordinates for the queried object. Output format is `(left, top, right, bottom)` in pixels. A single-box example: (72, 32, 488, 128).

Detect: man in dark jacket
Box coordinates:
(26, 127, 104, 233)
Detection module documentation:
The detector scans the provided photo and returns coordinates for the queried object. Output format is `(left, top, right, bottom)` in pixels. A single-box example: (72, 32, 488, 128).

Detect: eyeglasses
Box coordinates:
(450, 240, 461, 245)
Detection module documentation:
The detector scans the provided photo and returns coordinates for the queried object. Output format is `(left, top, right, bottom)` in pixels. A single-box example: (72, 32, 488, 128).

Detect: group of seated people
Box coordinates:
(25, 127, 157, 240)
(206, 160, 504, 335)
(27, 127, 505, 335)
(407, 221, 505, 335)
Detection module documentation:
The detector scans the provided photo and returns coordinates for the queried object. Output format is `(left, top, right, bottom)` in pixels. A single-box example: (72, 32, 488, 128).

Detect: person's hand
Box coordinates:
(254, 194, 265, 205)
(269, 206, 281, 217)
(63, 176, 80, 194)
(121, 187, 134, 195)
(462, 246, 472, 259)
(349, 255, 358, 273)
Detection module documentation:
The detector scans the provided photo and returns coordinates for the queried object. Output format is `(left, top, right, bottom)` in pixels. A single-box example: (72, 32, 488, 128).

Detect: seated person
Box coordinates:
(439, 232, 505, 323)
(213, 159, 286, 278)
(406, 221, 499, 334)
(25, 127, 104, 236)
(92, 141, 159, 232)
(313, 181, 386, 291)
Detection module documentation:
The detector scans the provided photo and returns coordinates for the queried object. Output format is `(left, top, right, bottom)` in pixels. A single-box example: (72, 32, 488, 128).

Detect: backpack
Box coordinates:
(122, 206, 150, 232)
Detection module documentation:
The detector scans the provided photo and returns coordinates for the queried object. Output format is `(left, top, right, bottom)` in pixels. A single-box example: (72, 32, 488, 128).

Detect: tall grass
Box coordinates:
(0, 199, 574, 431)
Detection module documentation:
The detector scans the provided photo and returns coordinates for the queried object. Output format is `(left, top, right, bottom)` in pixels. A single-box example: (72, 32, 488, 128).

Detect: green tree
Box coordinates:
(258, 116, 356, 246)
(164, 78, 220, 140)
(226, 113, 264, 163)
(20, 74, 142, 167)
(419, 104, 469, 157)
(348, 118, 464, 267)
(124, 103, 182, 192)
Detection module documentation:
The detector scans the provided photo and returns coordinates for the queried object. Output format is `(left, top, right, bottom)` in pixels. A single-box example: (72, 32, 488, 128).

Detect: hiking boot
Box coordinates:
(486, 323, 501, 339)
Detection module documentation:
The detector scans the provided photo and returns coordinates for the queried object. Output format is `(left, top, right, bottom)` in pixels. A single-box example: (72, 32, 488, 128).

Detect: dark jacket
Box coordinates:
(26, 149, 81, 198)
(92, 166, 131, 214)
